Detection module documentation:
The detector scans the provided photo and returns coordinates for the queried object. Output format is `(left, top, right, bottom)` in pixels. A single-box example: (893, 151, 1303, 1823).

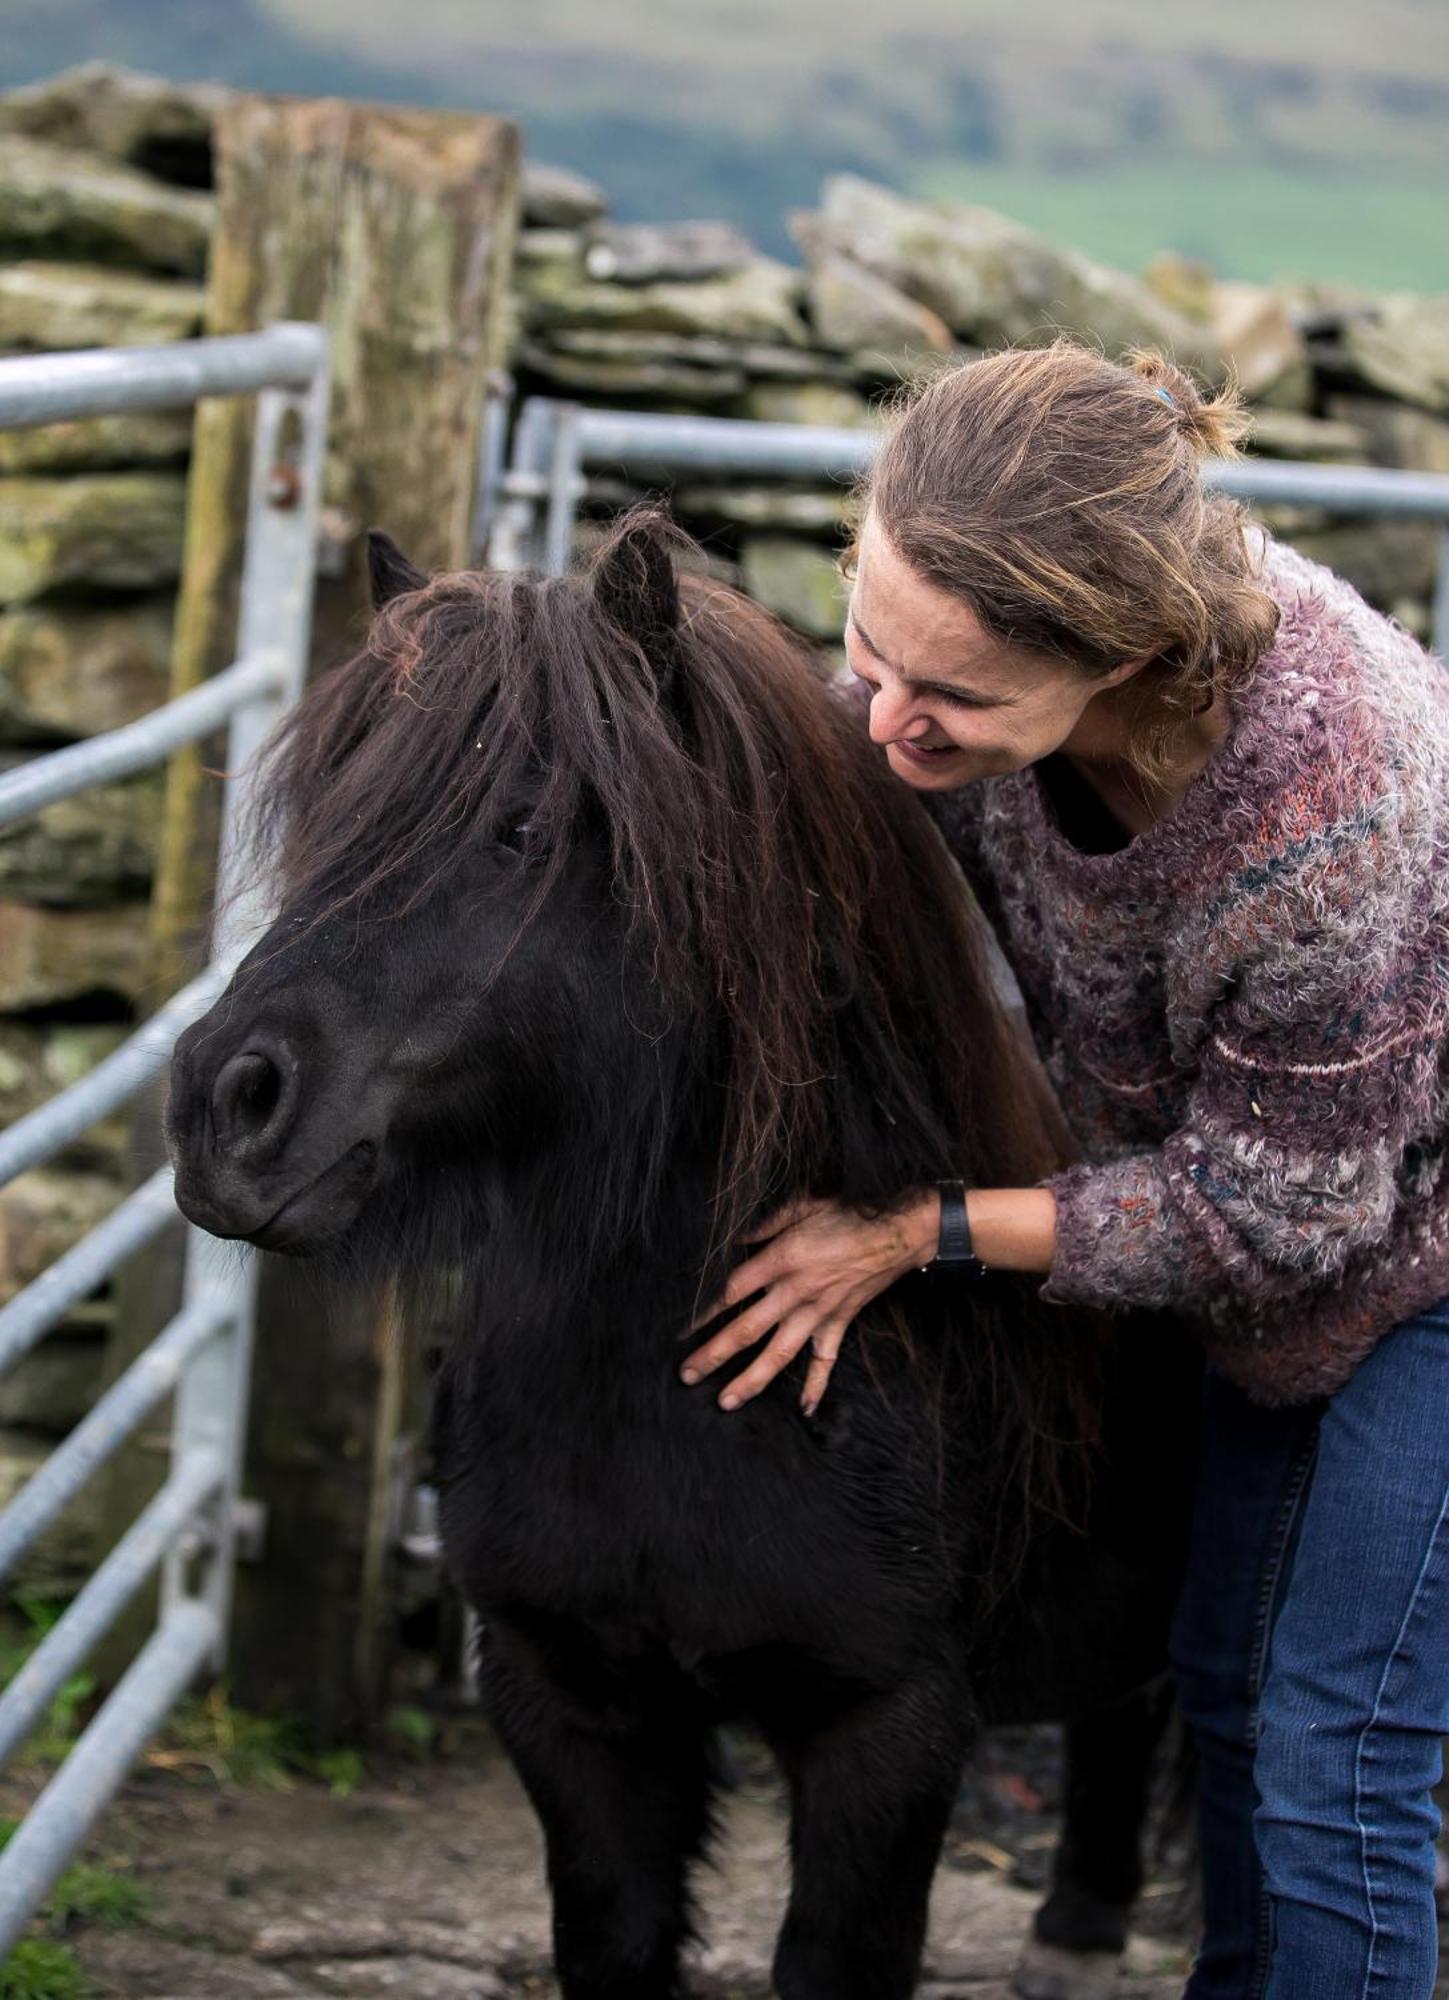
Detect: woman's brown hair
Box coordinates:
(857, 338, 1282, 780)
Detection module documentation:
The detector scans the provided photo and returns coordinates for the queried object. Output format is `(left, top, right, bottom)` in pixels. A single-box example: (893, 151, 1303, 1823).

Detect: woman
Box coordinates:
(682, 338, 1449, 1996)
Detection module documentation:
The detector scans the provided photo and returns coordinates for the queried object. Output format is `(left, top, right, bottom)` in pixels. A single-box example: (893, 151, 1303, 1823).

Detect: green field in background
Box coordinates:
(917, 162, 1448, 292)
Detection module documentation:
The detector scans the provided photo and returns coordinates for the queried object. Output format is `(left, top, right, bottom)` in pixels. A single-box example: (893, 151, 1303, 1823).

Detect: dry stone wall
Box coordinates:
(0, 64, 1445, 1586)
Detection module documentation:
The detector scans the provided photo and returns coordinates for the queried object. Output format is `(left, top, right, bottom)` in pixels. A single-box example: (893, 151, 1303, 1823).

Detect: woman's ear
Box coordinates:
(367, 530, 428, 610)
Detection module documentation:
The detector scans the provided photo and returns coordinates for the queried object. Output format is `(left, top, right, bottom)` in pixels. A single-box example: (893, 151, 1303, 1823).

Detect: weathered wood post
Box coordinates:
(106, 93, 519, 1737)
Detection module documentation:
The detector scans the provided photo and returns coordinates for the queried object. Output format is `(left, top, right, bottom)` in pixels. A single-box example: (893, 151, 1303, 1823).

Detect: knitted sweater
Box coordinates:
(927, 533, 1449, 1406)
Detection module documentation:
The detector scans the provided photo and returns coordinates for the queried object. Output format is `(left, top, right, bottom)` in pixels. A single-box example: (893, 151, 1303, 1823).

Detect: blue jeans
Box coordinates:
(1170, 1300, 1449, 1997)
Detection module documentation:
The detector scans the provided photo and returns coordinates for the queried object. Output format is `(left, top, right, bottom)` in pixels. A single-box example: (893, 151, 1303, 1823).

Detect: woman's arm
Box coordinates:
(682, 1185, 1057, 1414)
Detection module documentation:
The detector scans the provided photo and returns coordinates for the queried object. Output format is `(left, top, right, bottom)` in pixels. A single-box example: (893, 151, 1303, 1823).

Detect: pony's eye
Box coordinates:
(498, 820, 533, 854)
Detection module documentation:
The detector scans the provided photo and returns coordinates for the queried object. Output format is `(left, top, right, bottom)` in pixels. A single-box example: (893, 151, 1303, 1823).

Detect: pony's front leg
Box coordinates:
(769, 1667, 973, 2000)
(476, 1612, 713, 2000)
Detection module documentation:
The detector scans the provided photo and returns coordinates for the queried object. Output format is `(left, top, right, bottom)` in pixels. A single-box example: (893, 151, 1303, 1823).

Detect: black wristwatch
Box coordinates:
(926, 1180, 987, 1277)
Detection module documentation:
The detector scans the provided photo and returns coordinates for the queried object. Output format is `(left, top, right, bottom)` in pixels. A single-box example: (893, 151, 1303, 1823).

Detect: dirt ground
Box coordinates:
(8, 1722, 1449, 1999)
(3, 1732, 1194, 2000)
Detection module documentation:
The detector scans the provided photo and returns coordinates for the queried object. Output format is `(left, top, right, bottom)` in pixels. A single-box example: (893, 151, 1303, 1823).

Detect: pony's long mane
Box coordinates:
(256, 517, 1068, 1219)
(251, 513, 1095, 1525)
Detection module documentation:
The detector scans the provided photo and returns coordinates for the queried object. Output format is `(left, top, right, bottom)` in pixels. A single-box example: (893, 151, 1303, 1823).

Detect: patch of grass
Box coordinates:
(383, 1703, 438, 1758)
(0, 1940, 85, 2000)
(154, 1686, 304, 1789)
(0, 1825, 148, 1937)
(310, 1748, 364, 1798)
(914, 158, 1449, 292)
(44, 1867, 147, 1931)
(153, 1685, 368, 1795)
(0, 1597, 96, 1769)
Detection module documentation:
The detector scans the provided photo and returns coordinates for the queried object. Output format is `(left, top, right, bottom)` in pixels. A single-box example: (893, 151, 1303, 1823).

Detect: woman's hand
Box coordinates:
(681, 1190, 939, 1416)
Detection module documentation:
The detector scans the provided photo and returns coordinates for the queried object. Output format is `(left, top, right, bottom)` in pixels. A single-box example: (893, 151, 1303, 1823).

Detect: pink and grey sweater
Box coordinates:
(928, 533, 1449, 1406)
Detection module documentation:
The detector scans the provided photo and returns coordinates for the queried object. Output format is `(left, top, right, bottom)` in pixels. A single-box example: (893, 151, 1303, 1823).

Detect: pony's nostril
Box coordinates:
(212, 1048, 292, 1152)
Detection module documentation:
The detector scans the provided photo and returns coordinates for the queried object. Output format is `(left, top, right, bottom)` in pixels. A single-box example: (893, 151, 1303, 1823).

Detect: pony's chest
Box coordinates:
(438, 1360, 944, 1664)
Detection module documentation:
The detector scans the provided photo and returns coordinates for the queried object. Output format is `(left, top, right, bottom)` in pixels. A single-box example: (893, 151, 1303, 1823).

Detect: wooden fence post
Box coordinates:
(104, 93, 519, 1739)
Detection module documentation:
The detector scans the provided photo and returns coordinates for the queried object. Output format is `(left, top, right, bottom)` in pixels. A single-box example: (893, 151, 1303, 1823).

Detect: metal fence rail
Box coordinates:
(0, 323, 327, 1956)
(484, 399, 1449, 659)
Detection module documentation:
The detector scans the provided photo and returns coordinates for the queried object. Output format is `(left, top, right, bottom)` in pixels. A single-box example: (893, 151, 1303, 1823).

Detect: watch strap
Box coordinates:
(933, 1180, 986, 1275)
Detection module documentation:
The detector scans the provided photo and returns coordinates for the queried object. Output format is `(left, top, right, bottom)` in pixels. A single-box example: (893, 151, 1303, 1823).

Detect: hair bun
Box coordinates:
(1126, 348, 1252, 461)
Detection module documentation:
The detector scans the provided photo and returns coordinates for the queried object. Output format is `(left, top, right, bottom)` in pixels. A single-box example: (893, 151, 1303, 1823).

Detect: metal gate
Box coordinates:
(482, 397, 1449, 659)
(0, 323, 328, 1952)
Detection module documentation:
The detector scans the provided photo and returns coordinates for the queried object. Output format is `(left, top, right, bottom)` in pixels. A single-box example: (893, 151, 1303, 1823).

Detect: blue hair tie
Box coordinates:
(1156, 387, 1177, 409)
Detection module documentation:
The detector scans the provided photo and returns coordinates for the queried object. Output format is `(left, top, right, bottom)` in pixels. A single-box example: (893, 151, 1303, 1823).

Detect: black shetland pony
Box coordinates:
(168, 513, 1195, 2000)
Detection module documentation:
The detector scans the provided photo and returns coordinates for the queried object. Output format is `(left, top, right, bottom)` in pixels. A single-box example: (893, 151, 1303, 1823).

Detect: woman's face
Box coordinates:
(845, 509, 1140, 792)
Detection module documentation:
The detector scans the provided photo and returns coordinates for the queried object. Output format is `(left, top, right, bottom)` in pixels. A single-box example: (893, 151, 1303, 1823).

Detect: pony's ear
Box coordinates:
(367, 530, 427, 610)
(591, 510, 681, 690)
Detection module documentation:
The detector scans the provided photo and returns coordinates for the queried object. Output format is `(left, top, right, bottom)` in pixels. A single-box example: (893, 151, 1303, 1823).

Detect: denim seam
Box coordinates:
(1246, 1424, 1320, 2000)
(1352, 1474, 1449, 1998)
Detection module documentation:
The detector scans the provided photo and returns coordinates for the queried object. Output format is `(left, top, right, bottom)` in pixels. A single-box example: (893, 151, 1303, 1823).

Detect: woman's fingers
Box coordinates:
(714, 1312, 818, 1411)
(682, 1289, 797, 1381)
(688, 1240, 792, 1334)
(801, 1322, 847, 1418)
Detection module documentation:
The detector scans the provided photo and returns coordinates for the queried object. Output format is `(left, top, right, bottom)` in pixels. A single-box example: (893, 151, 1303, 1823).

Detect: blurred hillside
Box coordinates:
(2, 0, 1446, 286)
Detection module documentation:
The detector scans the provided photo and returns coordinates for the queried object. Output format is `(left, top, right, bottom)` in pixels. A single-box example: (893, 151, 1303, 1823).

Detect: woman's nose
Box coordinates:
(867, 683, 930, 746)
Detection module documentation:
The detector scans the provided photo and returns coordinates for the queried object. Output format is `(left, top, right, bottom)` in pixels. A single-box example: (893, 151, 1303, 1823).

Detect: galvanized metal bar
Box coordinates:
(543, 403, 584, 577)
(0, 962, 231, 1189)
(1434, 525, 1449, 664)
(488, 395, 561, 573)
(569, 405, 877, 482)
(206, 359, 330, 964)
(470, 368, 515, 563)
(558, 402, 1449, 518)
(164, 343, 331, 1671)
(0, 1167, 178, 1376)
(1206, 456, 1449, 518)
(0, 1450, 223, 1767)
(510, 395, 1449, 600)
(0, 324, 327, 431)
(0, 654, 282, 828)
(0, 1600, 217, 1958)
(0, 1294, 229, 1586)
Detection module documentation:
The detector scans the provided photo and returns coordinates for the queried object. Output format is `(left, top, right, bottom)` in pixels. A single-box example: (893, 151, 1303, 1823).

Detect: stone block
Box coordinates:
(0, 597, 172, 741)
(0, 1331, 107, 1436)
(521, 158, 607, 229)
(0, 134, 214, 275)
(583, 220, 756, 285)
(520, 339, 746, 404)
(0, 1167, 123, 1303)
(0, 408, 191, 476)
(0, 61, 224, 185)
(1209, 280, 1309, 405)
(676, 485, 852, 532)
(809, 175, 1220, 373)
(791, 210, 954, 358)
(1326, 394, 1449, 473)
(740, 536, 848, 638)
(0, 1422, 109, 1593)
(1246, 410, 1369, 462)
(1342, 294, 1449, 415)
(521, 256, 809, 346)
(1267, 513, 1439, 613)
(0, 472, 186, 602)
(0, 261, 203, 351)
(0, 1022, 128, 1166)
(0, 758, 162, 904)
(0, 899, 153, 1008)
(737, 381, 875, 428)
